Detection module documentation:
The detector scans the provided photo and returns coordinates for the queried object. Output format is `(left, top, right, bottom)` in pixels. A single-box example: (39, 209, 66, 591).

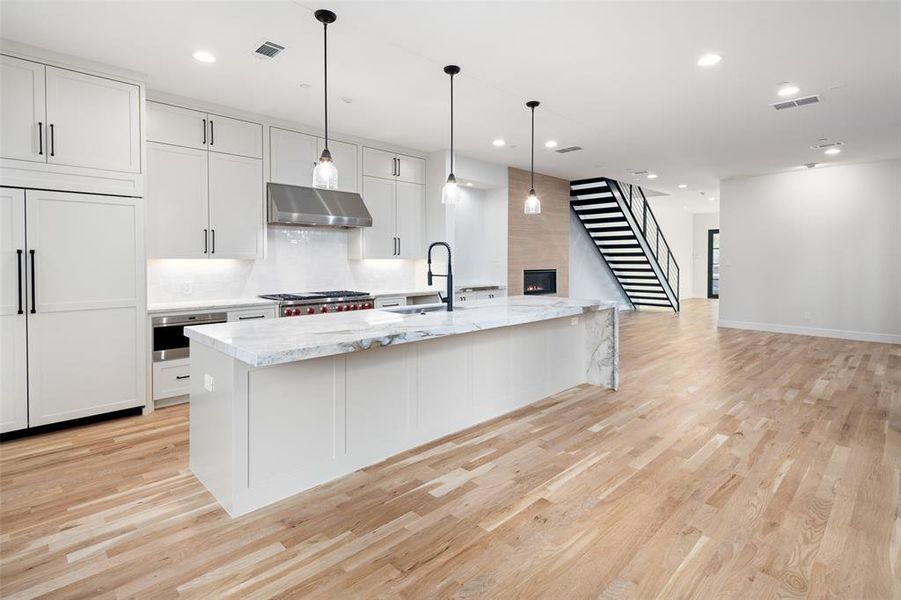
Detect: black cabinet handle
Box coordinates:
(49, 124, 54, 157)
(202, 119, 207, 145)
(29, 249, 36, 313)
(38, 122, 43, 156)
(397, 237, 401, 256)
(203, 229, 208, 254)
(211, 229, 216, 254)
(16, 249, 23, 314)
(209, 120, 214, 146)
(175, 375, 190, 380)
(238, 315, 265, 320)
(396, 157, 400, 178)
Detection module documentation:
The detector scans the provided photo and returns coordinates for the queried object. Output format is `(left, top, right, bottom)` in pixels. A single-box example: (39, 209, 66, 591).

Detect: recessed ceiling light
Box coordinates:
(824, 147, 841, 156)
(777, 84, 800, 97)
(544, 140, 558, 149)
(192, 51, 216, 63)
(646, 173, 658, 180)
(697, 53, 722, 67)
(466, 182, 473, 187)
(677, 184, 688, 189)
(709, 197, 717, 201)
(492, 139, 506, 147)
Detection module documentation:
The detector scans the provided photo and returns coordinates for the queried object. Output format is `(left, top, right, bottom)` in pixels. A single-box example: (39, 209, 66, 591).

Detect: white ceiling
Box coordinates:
(3, 1, 899, 209)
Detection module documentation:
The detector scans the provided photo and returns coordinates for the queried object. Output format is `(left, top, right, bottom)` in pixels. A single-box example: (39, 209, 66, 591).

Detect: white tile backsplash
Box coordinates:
(148, 226, 427, 303)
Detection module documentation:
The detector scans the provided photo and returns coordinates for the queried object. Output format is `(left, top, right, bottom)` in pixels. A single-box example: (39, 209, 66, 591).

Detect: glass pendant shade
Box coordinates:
(524, 188, 541, 214)
(312, 151, 338, 190)
(442, 174, 460, 204)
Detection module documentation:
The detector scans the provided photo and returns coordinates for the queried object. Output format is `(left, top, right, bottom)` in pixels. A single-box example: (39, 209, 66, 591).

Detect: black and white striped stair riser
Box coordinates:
(570, 178, 676, 310)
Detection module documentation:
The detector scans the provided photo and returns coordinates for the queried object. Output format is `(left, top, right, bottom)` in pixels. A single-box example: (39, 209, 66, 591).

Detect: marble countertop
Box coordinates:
(147, 298, 279, 315)
(185, 296, 617, 368)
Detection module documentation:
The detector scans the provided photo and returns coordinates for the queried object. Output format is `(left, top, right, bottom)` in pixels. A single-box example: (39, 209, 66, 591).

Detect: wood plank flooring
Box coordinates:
(1, 299, 899, 599)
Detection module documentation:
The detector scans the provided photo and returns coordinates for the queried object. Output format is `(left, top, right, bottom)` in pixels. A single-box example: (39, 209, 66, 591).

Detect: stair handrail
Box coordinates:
(608, 179, 680, 310)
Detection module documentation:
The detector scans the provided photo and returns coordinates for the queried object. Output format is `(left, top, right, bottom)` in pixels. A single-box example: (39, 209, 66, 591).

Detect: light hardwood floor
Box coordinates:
(1, 300, 899, 599)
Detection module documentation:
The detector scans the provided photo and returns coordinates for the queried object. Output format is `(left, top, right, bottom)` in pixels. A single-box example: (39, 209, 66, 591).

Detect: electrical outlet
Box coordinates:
(802, 311, 813, 323)
(204, 374, 215, 392)
(181, 282, 192, 295)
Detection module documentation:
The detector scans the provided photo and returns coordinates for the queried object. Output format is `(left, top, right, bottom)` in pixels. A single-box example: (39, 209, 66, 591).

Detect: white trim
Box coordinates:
(717, 319, 901, 345)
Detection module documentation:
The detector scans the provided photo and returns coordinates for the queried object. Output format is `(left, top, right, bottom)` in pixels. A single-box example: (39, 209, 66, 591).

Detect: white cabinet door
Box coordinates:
(146, 143, 209, 259)
(208, 114, 262, 159)
(146, 101, 207, 150)
(0, 188, 28, 433)
(44, 66, 141, 173)
(0, 56, 46, 163)
(361, 175, 397, 258)
(25, 190, 144, 426)
(395, 181, 424, 258)
(209, 153, 262, 259)
(318, 138, 358, 193)
(362, 146, 397, 180)
(270, 127, 317, 187)
(396, 154, 425, 185)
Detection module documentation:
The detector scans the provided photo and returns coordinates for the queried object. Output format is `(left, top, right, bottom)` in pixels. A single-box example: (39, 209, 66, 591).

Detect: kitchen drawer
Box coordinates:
(227, 307, 278, 322)
(374, 296, 407, 309)
(152, 358, 191, 401)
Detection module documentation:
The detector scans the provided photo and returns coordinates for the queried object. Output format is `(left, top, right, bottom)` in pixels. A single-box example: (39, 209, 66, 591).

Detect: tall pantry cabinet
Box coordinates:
(0, 50, 146, 432)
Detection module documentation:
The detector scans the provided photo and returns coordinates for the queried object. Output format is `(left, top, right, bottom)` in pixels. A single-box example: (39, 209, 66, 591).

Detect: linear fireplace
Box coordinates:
(523, 269, 557, 295)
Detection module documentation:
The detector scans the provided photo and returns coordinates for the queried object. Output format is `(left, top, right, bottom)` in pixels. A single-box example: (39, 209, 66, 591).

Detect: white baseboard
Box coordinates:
(717, 319, 901, 345)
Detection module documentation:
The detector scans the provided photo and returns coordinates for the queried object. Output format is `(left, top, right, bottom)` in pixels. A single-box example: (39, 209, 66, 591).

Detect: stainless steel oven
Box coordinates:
(151, 312, 226, 362)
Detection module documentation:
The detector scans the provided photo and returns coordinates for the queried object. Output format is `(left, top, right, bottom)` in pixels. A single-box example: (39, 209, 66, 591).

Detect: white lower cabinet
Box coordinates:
(226, 307, 277, 321)
(152, 358, 191, 401)
(0, 188, 28, 433)
(0, 187, 145, 432)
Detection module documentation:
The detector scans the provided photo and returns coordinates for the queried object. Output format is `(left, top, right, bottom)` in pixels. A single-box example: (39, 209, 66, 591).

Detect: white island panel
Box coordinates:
(188, 297, 618, 517)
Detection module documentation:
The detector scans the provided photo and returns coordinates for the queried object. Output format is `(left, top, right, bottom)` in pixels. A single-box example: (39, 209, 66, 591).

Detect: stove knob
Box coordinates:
(321, 306, 329, 313)
(343, 304, 351, 311)
(350, 304, 357, 311)
(285, 308, 296, 316)
(336, 305, 344, 312)
(365, 302, 373, 309)
(307, 308, 315, 315)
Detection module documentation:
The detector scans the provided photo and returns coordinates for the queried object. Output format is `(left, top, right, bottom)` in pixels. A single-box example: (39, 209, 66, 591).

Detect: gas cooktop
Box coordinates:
(259, 291, 370, 302)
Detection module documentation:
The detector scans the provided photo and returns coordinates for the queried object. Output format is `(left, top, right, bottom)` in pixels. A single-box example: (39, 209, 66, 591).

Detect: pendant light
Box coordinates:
(441, 65, 461, 204)
(312, 9, 338, 190)
(524, 100, 541, 214)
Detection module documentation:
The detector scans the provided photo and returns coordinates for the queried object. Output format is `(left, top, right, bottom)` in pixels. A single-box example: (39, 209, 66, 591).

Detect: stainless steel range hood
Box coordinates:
(267, 183, 372, 228)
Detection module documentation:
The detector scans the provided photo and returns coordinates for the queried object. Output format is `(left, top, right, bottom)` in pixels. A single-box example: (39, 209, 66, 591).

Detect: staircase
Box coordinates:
(570, 177, 680, 311)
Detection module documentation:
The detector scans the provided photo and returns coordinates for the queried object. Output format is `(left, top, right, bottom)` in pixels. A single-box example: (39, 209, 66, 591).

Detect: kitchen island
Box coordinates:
(185, 296, 618, 517)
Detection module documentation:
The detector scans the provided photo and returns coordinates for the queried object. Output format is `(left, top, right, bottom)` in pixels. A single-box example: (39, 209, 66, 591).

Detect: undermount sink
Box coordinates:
(384, 304, 462, 315)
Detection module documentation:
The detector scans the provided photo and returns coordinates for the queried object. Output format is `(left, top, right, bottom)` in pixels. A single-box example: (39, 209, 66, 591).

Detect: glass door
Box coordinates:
(708, 229, 720, 299)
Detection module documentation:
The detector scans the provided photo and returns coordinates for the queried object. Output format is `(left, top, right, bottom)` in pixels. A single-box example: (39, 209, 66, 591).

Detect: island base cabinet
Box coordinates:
(189, 309, 618, 517)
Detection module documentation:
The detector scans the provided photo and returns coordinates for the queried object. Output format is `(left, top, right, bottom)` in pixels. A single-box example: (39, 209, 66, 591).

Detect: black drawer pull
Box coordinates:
(238, 315, 265, 320)
(175, 375, 190, 380)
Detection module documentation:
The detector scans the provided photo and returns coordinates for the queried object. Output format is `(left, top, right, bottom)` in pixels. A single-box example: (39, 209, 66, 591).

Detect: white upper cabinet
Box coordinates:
(147, 102, 262, 159)
(207, 113, 262, 159)
(360, 175, 397, 258)
(317, 138, 358, 193)
(362, 147, 425, 185)
(0, 56, 46, 163)
(44, 66, 141, 173)
(208, 152, 263, 259)
(362, 147, 397, 180)
(146, 142, 209, 259)
(395, 181, 424, 258)
(270, 127, 317, 187)
(395, 153, 425, 185)
(269, 126, 358, 193)
(147, 103, 207, 150)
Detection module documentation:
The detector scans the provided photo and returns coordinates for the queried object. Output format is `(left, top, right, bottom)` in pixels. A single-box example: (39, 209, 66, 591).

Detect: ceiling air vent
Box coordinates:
(555, 146, 582, 154)
(810, 140, 843, 150)
(254, 41, 285, 59)
(771, 94, 820, 110)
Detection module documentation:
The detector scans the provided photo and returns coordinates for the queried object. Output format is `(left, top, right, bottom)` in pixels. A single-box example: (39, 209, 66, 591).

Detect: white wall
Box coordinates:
(568, 211, 631, 307)
(645, 202, 694, 299)
(719, 159, 901, 343)
(148, 227, 425, 303)
(692, 213, 720, 298)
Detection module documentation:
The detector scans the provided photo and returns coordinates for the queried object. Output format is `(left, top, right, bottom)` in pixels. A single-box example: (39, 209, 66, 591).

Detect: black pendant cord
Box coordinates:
(449, 71, 454, 175)
(322, 21, 328, 151)
(530, 105, 535, 189)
